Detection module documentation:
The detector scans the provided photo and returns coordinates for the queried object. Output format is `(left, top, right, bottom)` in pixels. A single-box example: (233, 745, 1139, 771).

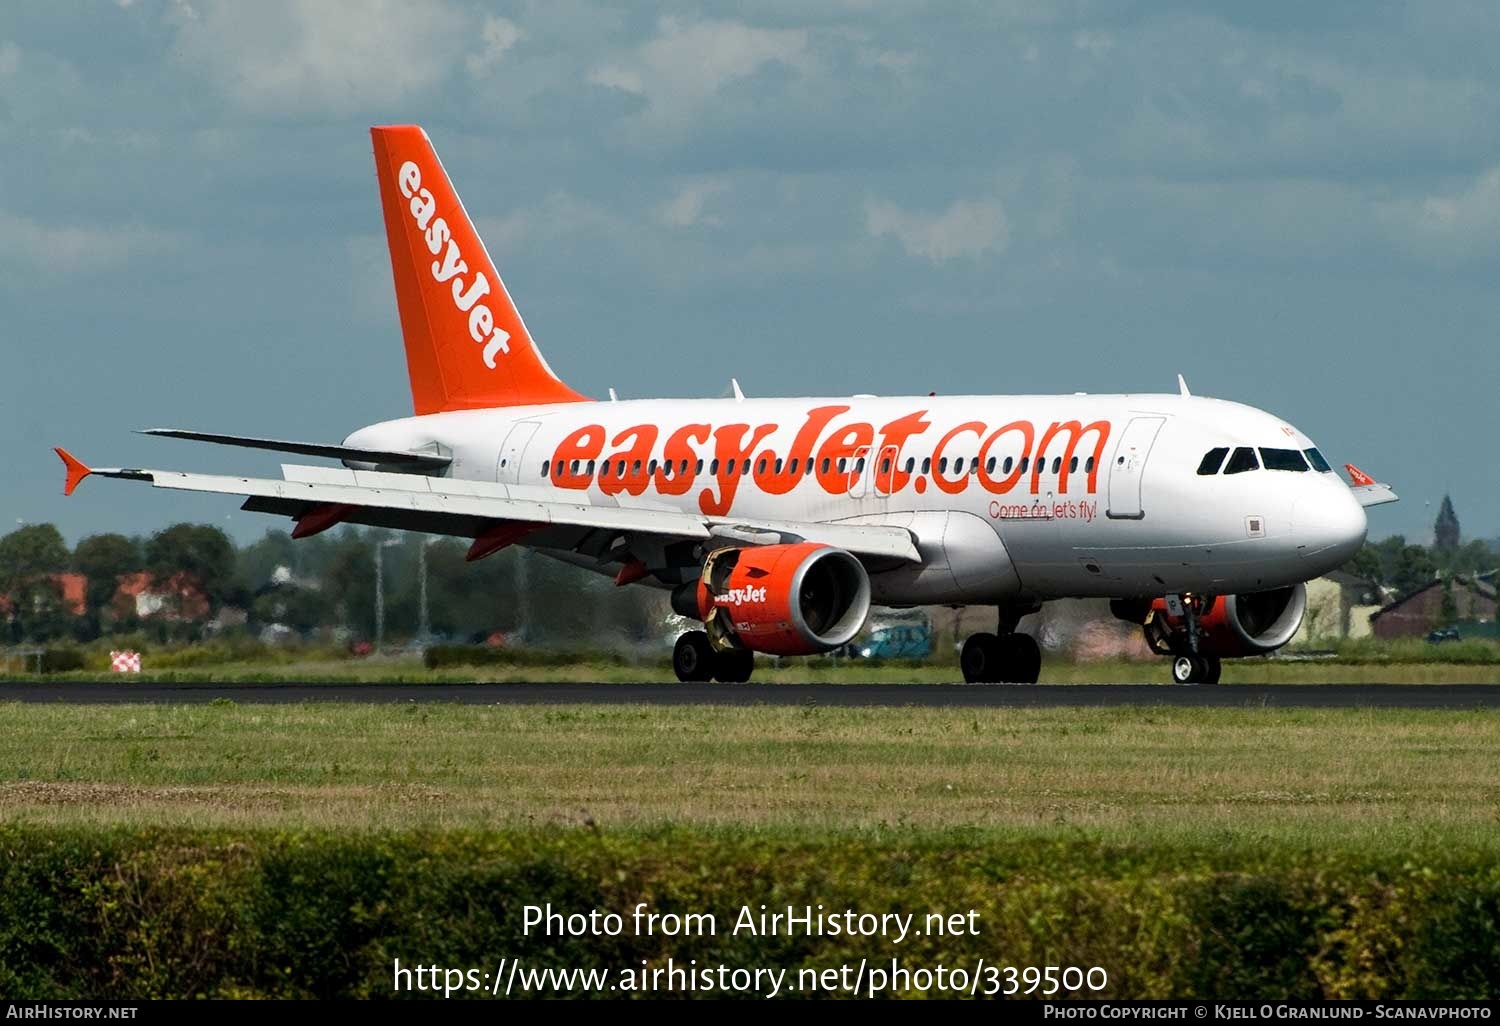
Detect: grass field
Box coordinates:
(2, 702, 1497, 851)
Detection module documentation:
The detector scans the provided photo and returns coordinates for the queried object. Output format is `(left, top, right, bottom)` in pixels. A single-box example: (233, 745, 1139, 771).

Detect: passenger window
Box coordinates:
(741, 459, 750, 475)
(806, 459, 815, 476)
(837, 457, 847, 473)
(821, 458, 830, 474)
(1224, 447, 1259, 474)
(586, 460, 595, 476)
(954, 457, 965, 474)
(881, 457, 891, 474)
(662, 462, 672, 478)
(710, 459, 720, 474)
(1020, 456, 1029, 473)
(921, 457, 931, 474)
(541, 460, 550, 477)
(775, 458, 783, 474)
(986, 457, 996, 474)
(1260, 448, 1309, 472)
(1303, 448, 1332, 473)
(616, 460, 626, 477)
(757, 459, 767, 474)
(632, 460, 642, 476)
(855, 457, 865, 473)
(1085, 456, 1095, 473)
(1051, 457, 1061, 474)
(1069, 456, 1078, 474)
(1197, 448, 1229, 475)
(904, 457, 915, 473)
(1003, 456, 1013, 474)
(938, 457, 948, 473)
(695, 459, 704, 474)
(790, 458, 799, 474)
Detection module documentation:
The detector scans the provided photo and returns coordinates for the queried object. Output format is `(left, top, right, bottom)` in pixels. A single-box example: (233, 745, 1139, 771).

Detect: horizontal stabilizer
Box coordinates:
(140, 429, 451, 470)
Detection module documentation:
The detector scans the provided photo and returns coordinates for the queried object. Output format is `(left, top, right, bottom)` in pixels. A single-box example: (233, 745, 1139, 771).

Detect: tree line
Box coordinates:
(0, 522, 669, 649)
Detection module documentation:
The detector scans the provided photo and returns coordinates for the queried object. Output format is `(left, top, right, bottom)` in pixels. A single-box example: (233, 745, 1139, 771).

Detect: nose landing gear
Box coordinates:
(1170, 653, 1221, 685)
(960, 605, 1043, 683)
(1142, 593, 1223, 685)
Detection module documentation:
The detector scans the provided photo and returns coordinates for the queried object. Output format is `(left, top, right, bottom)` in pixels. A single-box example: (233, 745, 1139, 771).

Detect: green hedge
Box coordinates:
(1, 828, 1495, 999)
(422, 645, 640, 670)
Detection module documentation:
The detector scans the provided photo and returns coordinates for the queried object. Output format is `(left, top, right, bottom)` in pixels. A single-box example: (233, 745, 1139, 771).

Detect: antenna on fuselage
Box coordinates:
(731, 378, 745, 402)
(608, 387, 619, 402)
(1177, 374, 1191, 397)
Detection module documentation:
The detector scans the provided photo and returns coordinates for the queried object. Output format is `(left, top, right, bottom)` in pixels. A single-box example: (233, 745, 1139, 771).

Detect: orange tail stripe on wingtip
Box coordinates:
(370, 125, 589, 415)
(1345, 463, 1376, 487)
(55, 447, 91, 496)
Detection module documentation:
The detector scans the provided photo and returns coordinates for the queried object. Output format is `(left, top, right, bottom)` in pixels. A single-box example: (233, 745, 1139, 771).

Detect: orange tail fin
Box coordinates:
(370, 125, 589, 414)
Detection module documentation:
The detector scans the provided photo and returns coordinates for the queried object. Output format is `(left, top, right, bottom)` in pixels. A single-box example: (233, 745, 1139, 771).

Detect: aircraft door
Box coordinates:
(847, 445, 873, 498)
(873, 445, 900, 497)
(1106, 416, 1165, 519)
(496, 421, 541, 485)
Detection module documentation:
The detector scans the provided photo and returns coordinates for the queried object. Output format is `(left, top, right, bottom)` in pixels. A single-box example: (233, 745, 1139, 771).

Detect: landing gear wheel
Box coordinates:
(960, 633, 1001, 683)
(673, 631, 715, 682)
(713, 647, 754, 684)
(999, 633, 1042, 684)
(1171, 654, 1220, 685)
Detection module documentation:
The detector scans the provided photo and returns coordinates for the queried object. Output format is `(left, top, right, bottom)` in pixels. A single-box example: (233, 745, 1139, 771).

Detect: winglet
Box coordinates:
(55, 447, 91, 496)
(1345, 463, 1376, 487)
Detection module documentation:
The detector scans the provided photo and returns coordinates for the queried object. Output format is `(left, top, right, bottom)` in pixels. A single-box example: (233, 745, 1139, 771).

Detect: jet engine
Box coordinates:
(1144, 583, 1307, 657)
(671, 542, 871, 656)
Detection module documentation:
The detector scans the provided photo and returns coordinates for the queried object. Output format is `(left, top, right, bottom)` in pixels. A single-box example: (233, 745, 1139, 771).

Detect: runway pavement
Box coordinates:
(4, 681, 1500, 708)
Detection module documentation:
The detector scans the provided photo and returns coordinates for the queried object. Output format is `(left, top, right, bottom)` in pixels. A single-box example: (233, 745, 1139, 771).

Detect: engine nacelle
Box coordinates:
(1147, 583, 1307, 658)
(672, 543, 872, 656)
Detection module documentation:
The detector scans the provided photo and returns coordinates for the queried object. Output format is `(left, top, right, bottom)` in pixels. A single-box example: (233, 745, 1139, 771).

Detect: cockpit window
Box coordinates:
(1304, 448, 1332, 473)
(1196, 447, 1229, 476)
(1259, 448, 1309, 472)
(1224, 447, 1259, 474)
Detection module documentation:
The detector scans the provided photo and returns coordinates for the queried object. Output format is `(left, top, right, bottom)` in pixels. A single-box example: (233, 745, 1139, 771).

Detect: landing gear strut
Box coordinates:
(960, 605, 1042, 684)
(672, 630, 755, 684)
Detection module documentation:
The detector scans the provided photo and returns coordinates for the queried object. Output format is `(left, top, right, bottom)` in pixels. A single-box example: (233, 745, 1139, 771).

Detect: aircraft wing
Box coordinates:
(1344, 463, 1399, 508)
(55, 449, 921, 565)
(139, 428, 452, 471)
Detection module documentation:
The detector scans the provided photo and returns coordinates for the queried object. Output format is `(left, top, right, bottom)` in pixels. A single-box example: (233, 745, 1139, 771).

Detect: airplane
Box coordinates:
(55, 125, 1398, 685)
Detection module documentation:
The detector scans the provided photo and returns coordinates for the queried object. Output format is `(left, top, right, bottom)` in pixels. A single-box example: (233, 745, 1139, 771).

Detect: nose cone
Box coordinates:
(1294, 484, 1367, 572)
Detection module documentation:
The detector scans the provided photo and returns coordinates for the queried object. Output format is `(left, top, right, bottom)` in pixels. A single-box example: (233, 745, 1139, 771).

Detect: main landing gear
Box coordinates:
(673, 630, 754, 684)
(960, 606, 1042, 684)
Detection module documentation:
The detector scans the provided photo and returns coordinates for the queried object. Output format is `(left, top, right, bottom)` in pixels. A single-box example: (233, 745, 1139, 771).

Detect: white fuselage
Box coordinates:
(344, 392, 1367, 606)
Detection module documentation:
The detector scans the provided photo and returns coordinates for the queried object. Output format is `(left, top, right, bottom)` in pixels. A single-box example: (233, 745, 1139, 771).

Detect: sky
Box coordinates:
(2, 0, 1496, 546)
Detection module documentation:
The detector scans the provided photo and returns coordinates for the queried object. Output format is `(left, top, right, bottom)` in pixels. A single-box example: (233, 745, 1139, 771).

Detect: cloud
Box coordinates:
(864, 196, 1009, 263)
(0, 211, 187, 276)
(170, 0, 475, 114)
(1380, 166, 1500, 262)
(465, 16, 522, 77)
(656, 179, 731, 228)
(588, 17, 810, 130)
